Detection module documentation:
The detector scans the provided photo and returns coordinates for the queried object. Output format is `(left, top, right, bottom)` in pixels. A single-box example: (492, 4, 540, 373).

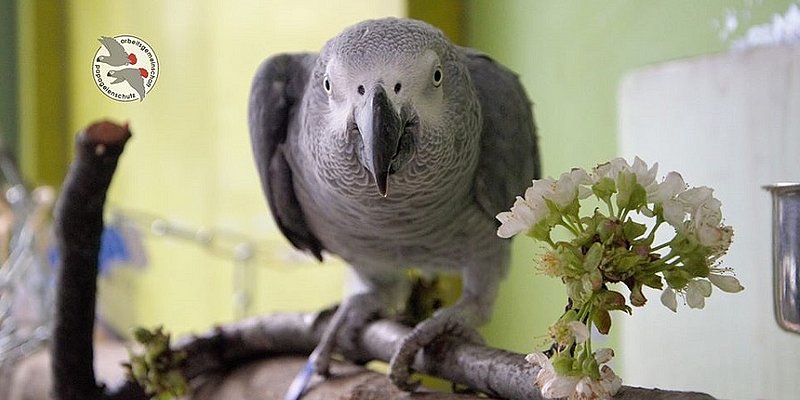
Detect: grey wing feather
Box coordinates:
(99, 36, 126, 58)
(463, 48, 541, 221)
(126, 73, 146, 100)
(248, 53, 324, 261)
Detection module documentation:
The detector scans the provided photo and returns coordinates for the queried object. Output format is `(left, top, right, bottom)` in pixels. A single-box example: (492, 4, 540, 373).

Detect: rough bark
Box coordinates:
(50, 120, 716, 400)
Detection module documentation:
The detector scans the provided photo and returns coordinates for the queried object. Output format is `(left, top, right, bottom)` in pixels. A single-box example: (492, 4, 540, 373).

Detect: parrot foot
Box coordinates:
(388, 307, 485, 391)
(311, 293, 383, 376)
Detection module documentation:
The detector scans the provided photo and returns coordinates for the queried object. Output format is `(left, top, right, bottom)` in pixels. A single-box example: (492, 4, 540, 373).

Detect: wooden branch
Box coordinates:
(50, 120, 716, 400)
(51, 121, 142, 400)
(175, 312, 716, 400)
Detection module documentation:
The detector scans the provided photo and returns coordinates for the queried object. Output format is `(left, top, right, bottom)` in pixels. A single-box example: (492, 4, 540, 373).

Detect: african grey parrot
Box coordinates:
(97, 36, 134, 67)
(107, 68, 147, 101)
(248, 17, 539, 391)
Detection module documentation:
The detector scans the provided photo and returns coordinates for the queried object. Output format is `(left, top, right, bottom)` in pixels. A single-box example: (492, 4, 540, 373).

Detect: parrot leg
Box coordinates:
(310, 291, 383, 375)
(311, 270, 408, 375)
(388, 257, 505, 391)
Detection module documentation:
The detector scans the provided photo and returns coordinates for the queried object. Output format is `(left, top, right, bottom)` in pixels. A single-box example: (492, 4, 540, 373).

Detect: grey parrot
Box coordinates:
(97, 36, 133, 67)
(248, 17, 539, 392)
(107, 68, 146, 101)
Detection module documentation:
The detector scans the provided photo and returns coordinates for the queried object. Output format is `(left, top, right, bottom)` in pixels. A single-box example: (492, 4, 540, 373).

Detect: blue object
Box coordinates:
(284, 358, 315, 400)
(48, 225, 138, 275)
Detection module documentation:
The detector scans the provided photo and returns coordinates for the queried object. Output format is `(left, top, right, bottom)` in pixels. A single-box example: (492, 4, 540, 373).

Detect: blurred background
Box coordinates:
(1, 1, 799, 399)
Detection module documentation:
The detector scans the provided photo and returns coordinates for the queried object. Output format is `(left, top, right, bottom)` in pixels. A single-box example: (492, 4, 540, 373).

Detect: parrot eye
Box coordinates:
(432, 66, 443, 87)
(323, 76, 332, 94)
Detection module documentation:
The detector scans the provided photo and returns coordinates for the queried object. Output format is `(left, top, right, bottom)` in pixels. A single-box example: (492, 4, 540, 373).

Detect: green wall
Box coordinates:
(468, 0, 797, 353)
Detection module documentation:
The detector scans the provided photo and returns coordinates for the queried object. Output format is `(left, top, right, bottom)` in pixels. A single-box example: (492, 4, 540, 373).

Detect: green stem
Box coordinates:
(651, 241, 670, 252)
(645, 251, 681, 273)
(646, 218, 664, 243)
(560, 218, 580, 236)
(603, 198, 615, 217)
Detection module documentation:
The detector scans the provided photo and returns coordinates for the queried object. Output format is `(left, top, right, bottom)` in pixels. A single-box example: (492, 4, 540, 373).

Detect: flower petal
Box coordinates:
(662, 199, 686, 228)
(678, 187, 714, 210)
(496, 211, 527, 238)
(660, 288, 678, 312)
(686, 280, 712, 309)
(526, 352, 551, 366)
(568, 321, 590, 344)
(648, 171, 686, 203)
(540, 374, 579, 398)
(593, 348, 615, 364)
(708, 273, 744, 293)
(599, 365, 623, 396)
(632, 156, 658, 188)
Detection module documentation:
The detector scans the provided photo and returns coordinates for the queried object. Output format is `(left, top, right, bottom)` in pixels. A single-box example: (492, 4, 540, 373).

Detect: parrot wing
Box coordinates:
(463, 48, 541, 221)
(248, 53, 324, 261)
(126, 74, 146, 101)
(98, 36, 127, 59)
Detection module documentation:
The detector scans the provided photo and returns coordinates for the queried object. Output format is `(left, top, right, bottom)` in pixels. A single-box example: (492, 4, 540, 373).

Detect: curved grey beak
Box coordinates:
(356, 85, 402, 197)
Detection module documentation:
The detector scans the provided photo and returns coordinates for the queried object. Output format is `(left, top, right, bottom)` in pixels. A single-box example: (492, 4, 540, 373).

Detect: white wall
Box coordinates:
(619, 44, 800, 399)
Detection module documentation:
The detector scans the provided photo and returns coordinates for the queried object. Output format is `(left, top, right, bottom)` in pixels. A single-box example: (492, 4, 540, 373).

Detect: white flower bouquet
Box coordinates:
(496, 157, 743, 400)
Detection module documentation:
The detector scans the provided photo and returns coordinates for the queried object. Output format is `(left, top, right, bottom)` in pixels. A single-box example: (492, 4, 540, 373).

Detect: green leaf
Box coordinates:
(597, 218, 620, 243)
(581, 354, 602, 380)
(560, 309, 579, 322)
(683, 257, 711, 278)
(551, 353, 574, 375)
(629, 282, 647, 307)
(623, 219, 647, 241)
(592, 177, 617, 201)
(664, 269, 691, 289)
(561, 197, 581, 217)
(596, 289, 627, 309)
(628, 183, 648, 211)
(637, 272, 664, 290)
(615, 171, 636, 210)
(529, 219, 553, 242)
(592, 309, 612, 334)
(583, 242, 603, 272)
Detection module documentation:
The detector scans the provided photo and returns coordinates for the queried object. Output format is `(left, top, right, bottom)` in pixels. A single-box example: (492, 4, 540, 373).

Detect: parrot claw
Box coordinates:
(388, 308, 485, 392)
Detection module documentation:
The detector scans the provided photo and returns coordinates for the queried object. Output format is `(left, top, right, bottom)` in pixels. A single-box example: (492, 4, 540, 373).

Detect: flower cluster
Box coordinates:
(497, 157, 743, 399)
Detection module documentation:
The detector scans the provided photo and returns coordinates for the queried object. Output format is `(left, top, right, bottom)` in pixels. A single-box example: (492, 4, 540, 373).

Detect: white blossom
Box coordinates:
(630, 156, 659, 190)
(526, 349, 621, 400)
(526, 352, 580, 398)
(647, 171, 686, 204)
(685, 279, 713, 309)
(497, 178, 556, 238)
(593, 158, 630, 182)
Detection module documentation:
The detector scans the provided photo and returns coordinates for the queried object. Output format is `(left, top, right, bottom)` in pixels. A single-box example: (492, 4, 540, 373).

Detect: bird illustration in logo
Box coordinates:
(107, 68, 149, 101)
(96, 36, 137, 67)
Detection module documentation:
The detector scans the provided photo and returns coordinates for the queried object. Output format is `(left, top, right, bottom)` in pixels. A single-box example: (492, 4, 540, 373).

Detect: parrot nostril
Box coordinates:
(394, 83, 402, 94)
(357, 85, 365, 95)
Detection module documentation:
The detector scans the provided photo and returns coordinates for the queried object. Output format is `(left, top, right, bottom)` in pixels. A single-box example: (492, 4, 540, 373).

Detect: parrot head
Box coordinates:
(317, 18, 475, 198)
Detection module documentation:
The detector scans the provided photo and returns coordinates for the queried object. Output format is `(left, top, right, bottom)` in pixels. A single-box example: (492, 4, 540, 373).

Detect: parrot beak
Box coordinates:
(356, 85, 403, 197)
